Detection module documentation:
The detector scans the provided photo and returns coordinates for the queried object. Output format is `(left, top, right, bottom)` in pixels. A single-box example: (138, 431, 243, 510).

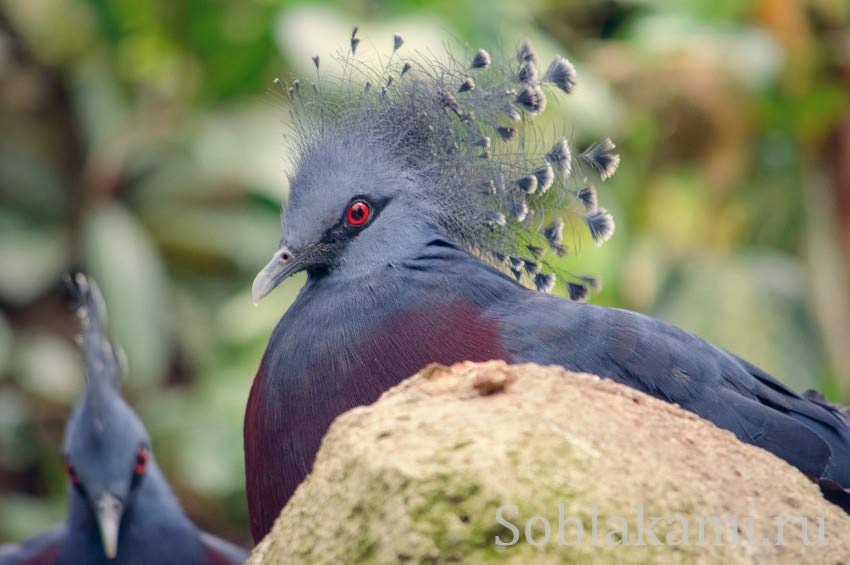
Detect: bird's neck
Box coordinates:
(245, 234, 522, 541)
(121, 465, 196, 530)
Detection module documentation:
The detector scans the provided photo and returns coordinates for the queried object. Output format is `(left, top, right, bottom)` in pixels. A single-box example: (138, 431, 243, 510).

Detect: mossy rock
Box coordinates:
(250, 361, 850, 563)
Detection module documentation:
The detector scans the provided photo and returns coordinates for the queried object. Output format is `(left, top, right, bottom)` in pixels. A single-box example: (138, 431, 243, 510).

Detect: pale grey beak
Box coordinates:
(252, 246, 298, 305)
(94, 492, 123, 559)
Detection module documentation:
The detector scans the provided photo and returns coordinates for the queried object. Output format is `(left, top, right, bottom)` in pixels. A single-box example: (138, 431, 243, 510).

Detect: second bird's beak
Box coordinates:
(94, 492, 123, 559)
(252, 246, 301, 305)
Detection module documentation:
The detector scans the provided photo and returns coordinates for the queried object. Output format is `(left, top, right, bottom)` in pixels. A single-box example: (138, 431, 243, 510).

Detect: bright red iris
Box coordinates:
(65, 462, 80, 485)
(346, 201, 370, 226)
(135, 448, 149, 475)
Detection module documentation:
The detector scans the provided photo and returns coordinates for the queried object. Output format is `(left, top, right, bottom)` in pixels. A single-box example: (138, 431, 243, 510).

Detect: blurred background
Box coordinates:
(1, 0, 849, 548)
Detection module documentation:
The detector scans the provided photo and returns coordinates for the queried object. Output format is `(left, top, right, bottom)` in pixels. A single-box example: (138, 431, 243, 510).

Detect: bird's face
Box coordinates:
(253, 139, 422, 303)
(63, 386, 153, 559)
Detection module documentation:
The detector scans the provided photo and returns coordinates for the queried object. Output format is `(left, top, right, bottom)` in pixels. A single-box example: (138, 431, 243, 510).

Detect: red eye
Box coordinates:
(65, 461, 80, 485)
(346, 201, 370, 226)
(134, 448, 149, 475)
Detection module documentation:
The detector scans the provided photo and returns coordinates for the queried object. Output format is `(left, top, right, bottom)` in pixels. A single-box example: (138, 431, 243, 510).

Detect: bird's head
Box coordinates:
(253, 33, 621, 304)
(252, 135, 430, 302)
(63, 274, 154, 560)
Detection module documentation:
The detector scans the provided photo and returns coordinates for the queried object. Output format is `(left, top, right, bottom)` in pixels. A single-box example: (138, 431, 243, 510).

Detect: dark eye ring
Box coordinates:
(346, 200, 371, 227)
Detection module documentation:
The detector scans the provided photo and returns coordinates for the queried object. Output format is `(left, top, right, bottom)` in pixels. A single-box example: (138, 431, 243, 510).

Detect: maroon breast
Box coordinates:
(244, 302, 509, 542)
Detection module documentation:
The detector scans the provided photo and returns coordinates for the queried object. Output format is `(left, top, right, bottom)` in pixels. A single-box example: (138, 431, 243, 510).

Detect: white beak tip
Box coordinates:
(95, 493, 122, 560)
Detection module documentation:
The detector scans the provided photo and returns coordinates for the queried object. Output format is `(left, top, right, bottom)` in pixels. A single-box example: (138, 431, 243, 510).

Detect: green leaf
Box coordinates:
(13, 332, 83, 404)
(83, 203, 169, 386)
(652, 253, 824, 391)
(0, 216, 68, 306)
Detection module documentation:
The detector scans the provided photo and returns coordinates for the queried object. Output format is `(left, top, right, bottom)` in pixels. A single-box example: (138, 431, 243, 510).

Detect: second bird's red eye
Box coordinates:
(346, 201, 370, 226)
(135, 448, 148, 475)
(65, 461, 80, 485)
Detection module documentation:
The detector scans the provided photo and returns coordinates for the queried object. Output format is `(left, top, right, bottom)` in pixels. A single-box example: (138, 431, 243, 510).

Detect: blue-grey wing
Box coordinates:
(0, 525, 66, 565)
(496, 293, 850, 487)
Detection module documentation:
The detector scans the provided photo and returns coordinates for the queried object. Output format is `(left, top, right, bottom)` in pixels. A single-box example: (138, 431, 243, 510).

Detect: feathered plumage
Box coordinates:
(543, 55, 577, 94)
(517, 61, 537, 84)
(583, 208, 615, 245)
(470, 49, 491, 69)
(393, 33, 405, 51)
(278, 38, 618, 299)
(576, 185, 598, 211)
(580, 137, 620, 181)
(516, 40, 537, 64)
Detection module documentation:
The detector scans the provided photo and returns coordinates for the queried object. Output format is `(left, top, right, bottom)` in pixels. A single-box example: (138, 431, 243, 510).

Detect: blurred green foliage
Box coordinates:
(1, 0, 849, 547)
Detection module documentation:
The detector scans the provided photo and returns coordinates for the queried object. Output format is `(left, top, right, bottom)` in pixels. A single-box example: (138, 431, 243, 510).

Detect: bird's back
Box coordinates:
(495, 288, 850, 488)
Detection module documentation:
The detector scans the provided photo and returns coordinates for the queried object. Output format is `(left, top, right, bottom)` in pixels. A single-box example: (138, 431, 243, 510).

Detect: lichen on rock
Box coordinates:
(250, 361, 850, 564)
